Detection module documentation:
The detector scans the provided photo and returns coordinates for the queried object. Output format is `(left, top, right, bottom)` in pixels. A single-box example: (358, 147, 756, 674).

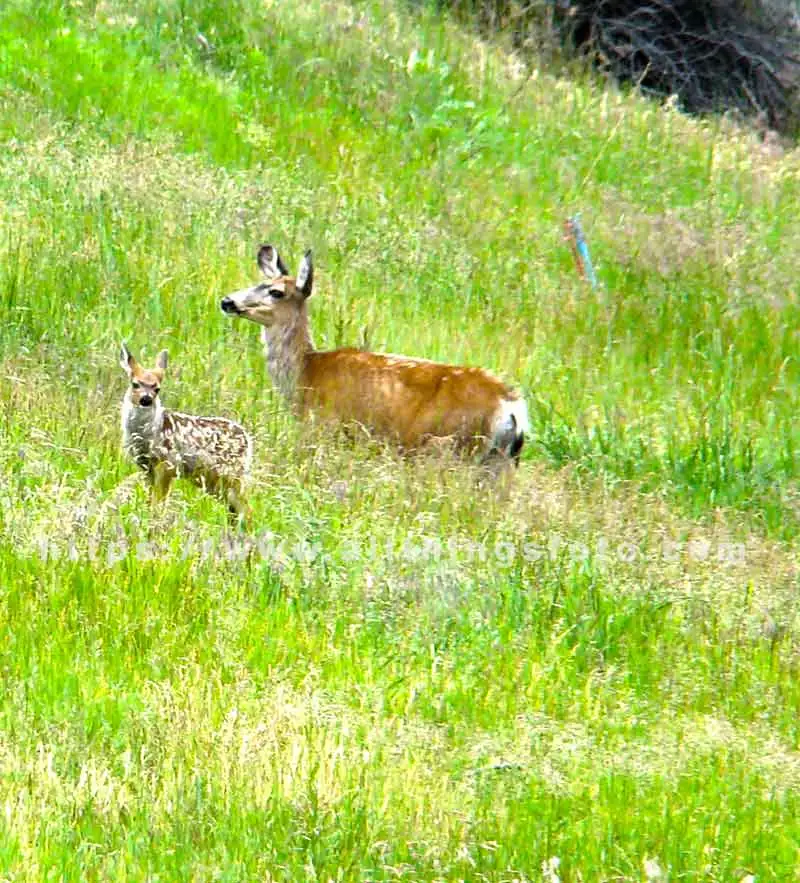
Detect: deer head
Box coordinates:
(221, 245, 313, 328)
(120, 342, 168, 408)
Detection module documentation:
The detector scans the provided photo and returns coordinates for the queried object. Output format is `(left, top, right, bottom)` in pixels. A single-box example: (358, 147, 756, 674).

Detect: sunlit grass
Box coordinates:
(1, 0, 800, 878)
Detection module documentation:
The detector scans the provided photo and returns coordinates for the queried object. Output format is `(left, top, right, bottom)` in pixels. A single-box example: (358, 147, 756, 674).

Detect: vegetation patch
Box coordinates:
(1, 0, 799, 878)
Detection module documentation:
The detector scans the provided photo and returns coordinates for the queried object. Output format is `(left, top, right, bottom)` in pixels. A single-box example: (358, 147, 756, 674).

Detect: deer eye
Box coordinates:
(269, 289, 285, 299)
(131, 381, 141, 389)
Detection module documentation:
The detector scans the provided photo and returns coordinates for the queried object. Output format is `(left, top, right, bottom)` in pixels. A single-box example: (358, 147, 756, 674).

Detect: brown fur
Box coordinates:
(301, 349, 520, 452)
(221, 246, 527, 464)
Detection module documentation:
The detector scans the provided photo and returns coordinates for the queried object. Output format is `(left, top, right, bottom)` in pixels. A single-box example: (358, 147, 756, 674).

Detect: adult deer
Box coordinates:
(221, 246, 527, 468)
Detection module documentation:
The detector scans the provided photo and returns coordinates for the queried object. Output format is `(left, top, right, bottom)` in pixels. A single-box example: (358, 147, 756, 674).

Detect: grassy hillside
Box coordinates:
(1, 0, 800, 879)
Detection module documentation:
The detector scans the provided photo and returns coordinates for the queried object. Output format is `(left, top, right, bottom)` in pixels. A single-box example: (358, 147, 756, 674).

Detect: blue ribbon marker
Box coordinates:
(565, 214, 597, 289)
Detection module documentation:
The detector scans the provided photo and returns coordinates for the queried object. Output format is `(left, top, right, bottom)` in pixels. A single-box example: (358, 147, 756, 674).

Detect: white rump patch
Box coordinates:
(504, 398, 530, 435)
(491, 397, 530, 452)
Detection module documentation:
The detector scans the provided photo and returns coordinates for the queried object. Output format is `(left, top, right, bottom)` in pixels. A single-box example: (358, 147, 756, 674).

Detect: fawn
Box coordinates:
(119, 343, 252, 519)
(221, 245, 528, 469)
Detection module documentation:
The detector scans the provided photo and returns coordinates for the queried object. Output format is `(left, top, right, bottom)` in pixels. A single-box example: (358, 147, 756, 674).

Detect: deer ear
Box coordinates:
(296, 249, 313, 299)
(155, 350, 168, 376)
(120, 342, 136, 376)
(257, 244, 288, 278)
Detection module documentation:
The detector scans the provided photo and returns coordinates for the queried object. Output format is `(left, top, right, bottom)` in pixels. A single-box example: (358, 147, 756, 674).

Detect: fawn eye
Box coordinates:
(269, 288, 285, 299)
(131, 381, 141, 389)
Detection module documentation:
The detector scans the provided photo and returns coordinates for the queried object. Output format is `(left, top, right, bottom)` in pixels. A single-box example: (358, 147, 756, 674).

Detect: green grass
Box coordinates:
(1, 0, 800, 878)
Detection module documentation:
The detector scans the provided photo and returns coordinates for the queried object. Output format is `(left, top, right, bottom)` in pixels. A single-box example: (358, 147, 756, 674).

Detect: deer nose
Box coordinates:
(220, 297, 239, 314)
(139, 394, 153, 407)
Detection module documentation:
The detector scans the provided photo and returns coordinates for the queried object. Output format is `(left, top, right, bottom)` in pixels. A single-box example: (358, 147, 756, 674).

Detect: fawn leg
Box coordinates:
(224, 480, 249, 527)
(194, 473, 249, 526)
(150, 462, 176, 503)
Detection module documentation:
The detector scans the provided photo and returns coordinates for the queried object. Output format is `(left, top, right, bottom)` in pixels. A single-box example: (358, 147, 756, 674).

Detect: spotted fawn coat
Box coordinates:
(120, 344, 253, 518)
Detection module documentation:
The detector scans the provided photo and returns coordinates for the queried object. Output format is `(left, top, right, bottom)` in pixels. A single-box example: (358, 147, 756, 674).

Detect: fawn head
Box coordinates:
(120, 343, 168, 408)
(221, 245, 313, 328)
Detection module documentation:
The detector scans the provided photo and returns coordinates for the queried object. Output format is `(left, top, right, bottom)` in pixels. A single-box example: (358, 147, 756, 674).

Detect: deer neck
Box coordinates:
(261, 310, 314, 403)
(121, 393, 164, 467)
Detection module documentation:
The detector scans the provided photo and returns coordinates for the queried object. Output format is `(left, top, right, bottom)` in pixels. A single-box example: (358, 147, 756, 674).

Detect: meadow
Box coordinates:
(1, 0, 800, 878)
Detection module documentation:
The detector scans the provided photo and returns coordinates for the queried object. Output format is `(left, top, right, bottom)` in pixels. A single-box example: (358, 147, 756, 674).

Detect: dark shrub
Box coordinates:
(439, 0, 800, 134)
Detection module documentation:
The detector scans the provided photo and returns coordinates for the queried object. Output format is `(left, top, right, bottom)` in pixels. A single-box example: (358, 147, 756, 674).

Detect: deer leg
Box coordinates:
(196, 473, 249, 526)
(150, 461, 176, 503)
(225, 485, 249, 526)
(477, 447, 517, 497)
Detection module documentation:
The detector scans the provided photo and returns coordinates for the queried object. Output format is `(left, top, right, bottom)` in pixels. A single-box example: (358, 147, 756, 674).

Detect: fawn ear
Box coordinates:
(296, 249, 313, 299)
(120, 342, 136, 376)
(257, 244, 288, 278)
(155, 350, 168, 377)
